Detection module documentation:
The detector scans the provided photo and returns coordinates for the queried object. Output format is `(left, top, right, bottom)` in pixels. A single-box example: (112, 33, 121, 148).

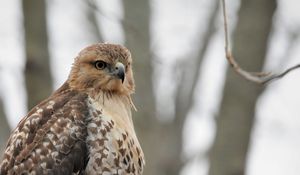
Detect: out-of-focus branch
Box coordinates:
(175, 0, 219, 126)
(86, 0, 104, 42)
(86, 0, 145, 42)
(222, 0, 300, 84)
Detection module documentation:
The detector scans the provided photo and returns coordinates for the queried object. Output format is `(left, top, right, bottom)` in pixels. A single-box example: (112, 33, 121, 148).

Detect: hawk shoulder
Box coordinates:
(0, 82, 89, 174)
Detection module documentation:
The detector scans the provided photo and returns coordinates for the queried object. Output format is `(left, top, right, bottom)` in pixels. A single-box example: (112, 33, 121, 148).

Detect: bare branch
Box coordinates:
(221, 0, 300, 85)
(263, 64, 300, 83)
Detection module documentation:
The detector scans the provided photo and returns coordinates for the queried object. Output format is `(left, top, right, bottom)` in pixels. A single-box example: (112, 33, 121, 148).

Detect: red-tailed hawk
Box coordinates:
(0, 43, 145, 175)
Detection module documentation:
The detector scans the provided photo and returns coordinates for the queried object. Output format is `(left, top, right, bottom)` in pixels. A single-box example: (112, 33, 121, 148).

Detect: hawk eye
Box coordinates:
(94, 61, 107, 70)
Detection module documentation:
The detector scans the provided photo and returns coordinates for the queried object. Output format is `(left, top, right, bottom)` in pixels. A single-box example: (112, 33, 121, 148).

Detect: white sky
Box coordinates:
(0, 0, 300, 174)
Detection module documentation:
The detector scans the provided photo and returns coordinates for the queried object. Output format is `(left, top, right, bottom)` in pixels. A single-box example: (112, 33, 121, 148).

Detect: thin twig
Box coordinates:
(221, 0, 300, 85)
(263, 64, 300, 83)
(222, 0, 229, 54)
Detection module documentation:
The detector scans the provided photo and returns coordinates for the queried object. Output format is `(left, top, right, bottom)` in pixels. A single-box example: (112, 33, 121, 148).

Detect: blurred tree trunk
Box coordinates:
(208, 1, 276, 175)
(122, 0, 158, 174)
(22, 0, 52, 109)
(0, 100, 10, 153)
(123, 1, 219, 174)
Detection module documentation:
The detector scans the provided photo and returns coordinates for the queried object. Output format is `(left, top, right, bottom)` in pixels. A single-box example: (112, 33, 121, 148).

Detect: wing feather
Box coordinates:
(0, 82, 90, 175)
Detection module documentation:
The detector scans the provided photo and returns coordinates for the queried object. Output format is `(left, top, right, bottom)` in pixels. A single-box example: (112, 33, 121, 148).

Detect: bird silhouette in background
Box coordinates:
(0, 43, 144, 175)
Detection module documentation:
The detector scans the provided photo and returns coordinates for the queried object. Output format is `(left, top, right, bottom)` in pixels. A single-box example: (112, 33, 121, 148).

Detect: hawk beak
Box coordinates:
(113, 62, 125, 83)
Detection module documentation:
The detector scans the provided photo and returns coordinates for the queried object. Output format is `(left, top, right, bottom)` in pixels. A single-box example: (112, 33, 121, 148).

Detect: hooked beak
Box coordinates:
(112, 62, 125, 83)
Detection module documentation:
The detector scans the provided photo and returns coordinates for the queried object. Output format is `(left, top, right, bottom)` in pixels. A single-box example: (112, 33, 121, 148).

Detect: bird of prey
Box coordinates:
(0, 43, 145, 175)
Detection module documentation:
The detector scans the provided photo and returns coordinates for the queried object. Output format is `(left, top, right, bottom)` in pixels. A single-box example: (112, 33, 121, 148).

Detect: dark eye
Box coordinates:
(94, 61, 107, 70)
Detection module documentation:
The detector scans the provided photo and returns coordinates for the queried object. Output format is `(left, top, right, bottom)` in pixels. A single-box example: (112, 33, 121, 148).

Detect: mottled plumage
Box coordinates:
(0, 43, 144, 175)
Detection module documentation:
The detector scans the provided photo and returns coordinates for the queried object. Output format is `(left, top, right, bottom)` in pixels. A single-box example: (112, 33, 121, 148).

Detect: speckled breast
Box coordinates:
(85, 98, 144, 175)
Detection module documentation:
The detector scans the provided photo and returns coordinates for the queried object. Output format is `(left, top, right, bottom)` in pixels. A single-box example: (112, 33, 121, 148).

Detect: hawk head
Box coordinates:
(68, 43, 135, 96)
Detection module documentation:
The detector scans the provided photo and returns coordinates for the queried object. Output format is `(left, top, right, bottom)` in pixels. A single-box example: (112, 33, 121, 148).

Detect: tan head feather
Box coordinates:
(68, 43, 135, 97)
